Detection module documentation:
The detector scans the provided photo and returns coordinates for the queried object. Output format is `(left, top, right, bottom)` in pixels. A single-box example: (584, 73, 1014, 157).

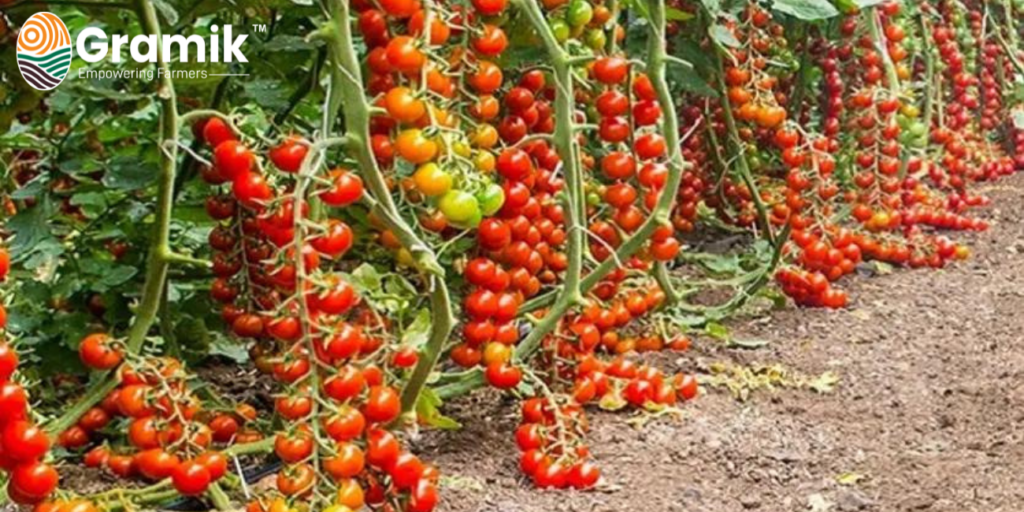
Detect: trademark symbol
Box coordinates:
(252, 24, 267, 32)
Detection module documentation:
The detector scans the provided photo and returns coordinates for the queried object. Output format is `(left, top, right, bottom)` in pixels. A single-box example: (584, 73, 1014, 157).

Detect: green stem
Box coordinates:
(159, 282, 180, 359)
(918, 11, 936, 128)
(520, 0, 691, 314)
(44, 378, 118, 436)
(446, 0, 693, 396)
(866, 7, 901, 94)
(320, 0, 455, 416)
(709, 45, 776, 246)
(653, 262, 681, 304)
(207, 482, 232, 511)
(223, 436, 274, 456)
(509, 0, 585, 363)
(44, 0, 180, 437)
(398, 276, 454, 414)
(318, 2, 443, 276)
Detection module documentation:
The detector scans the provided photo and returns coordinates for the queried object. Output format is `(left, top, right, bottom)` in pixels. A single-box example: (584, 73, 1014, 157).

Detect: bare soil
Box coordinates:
(419, 173, 1024, 512)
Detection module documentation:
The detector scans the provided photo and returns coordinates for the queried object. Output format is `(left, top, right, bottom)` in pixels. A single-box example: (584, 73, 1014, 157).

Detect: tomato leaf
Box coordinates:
(665, 7, 694, 21)
(728, 338, 769, 349)
(103, 155, 159, 191)
(242, 79, 291, 110)
(771, 0, 839, 20)
(705, 321, 730, 341)
(348, 263, 383, 293)
(709, 24, 742, 48)
(70, 192, 108, 219)
(93, 266, 139, 292)
(263, 35, 319, 53)
(400, 308, 432, 349)
(416, 388, 461, 430)
(7, 200, 57, 260)
(209, 334, 250, 363)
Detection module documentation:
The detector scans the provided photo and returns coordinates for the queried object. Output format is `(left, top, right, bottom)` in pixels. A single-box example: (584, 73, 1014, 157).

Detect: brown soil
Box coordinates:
(419, 173, 1024, 512)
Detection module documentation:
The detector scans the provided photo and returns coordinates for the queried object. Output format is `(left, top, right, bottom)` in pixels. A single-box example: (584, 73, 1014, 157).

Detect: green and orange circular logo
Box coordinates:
(17, 12, 72, 91)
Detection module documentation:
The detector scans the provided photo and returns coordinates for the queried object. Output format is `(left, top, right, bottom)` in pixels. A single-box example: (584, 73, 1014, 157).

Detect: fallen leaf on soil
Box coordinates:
(836, 472, 867, 486)
(440, 475, 485, 491)
(701, 363, 841, 401)
(849, 309, 872, 321)
(806, 371, 841, 394)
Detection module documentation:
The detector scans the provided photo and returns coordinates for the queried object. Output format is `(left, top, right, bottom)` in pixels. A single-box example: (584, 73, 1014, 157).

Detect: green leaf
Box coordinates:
(243, 80, 290, 110)
(416, 388, 461, 430)
(757, 287, 788, 309)
(347, 264, 383, 293)
(700, 254, 742, 274)
(175, 315, 212, 355)
(70, 191, 108, 218)
(21, 239, 64, 272)
(400, 308, 432, 348)
(93, 266, 138, 291)
(7, 200, 56, 259)
(709, 24, 741, 48)
(103, 155, 159, 191)
(771, 0, 839, 20)
(11, 176, 46, 200)
(666, 7, 694, 20)
(729, 338, 770, 349)
(668, 313, 711, 327)
(263, 35, 318, 52)
(97, 124, 136, 143)
(669, 40, 719, 97)
(209, 334, 250, 363)
(668, 65, 718, 97)
(705, 321, 730, 340)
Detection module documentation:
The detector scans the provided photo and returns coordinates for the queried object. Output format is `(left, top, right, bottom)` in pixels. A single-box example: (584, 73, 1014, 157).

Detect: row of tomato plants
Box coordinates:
(1, 0, 1023, 511)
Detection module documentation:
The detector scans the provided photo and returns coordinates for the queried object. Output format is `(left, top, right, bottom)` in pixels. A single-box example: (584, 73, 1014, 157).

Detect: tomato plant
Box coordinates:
(0, 0, 1022, 509)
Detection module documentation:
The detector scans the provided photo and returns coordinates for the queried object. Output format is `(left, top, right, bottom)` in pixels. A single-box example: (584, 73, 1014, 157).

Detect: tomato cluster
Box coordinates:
(192, 104, 441, 510)
(58, 354, 233, 501)
(0, 247, 60, 507)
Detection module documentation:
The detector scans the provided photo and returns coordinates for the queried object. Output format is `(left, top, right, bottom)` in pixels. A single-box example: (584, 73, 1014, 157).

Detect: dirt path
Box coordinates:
(421, 172, 1024, 512)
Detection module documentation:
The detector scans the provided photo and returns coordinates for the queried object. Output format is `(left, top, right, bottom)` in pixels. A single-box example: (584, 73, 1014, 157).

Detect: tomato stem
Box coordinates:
(508, 0, 585, 364)
(435, 0, 695, 399)
(44, 0, 182, 438)
(320, 0, 457, 421)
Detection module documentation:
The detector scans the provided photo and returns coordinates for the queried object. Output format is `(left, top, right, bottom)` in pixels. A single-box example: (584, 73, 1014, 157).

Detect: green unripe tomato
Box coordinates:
(585, 28, 607, 50)
(439, 190, 480, 224)
(477, 183, 505, 217)
(567, 0, 593, 27)
(908, 121, 927, 138)
(550, 19, 571, 43)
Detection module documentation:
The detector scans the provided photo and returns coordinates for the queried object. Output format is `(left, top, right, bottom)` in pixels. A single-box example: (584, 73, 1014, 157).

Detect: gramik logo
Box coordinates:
(16, 13, 249, 90)
(17, 12, 72, 91)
